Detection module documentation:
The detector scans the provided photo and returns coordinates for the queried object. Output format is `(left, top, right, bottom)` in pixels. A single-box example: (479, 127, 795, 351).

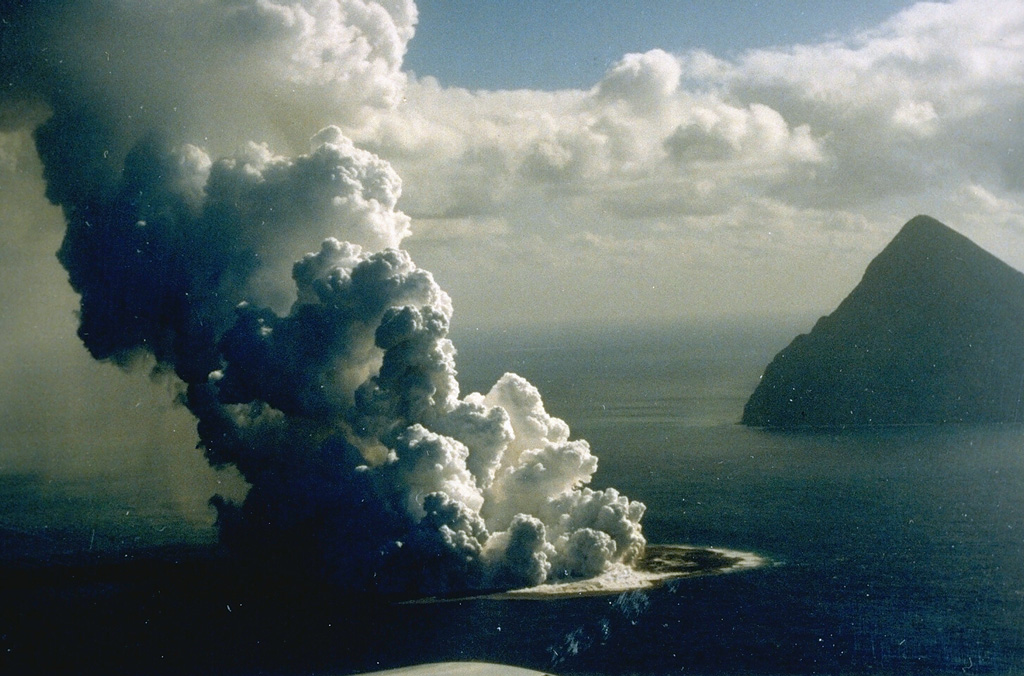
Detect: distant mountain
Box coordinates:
(742, 215, 1024, 428)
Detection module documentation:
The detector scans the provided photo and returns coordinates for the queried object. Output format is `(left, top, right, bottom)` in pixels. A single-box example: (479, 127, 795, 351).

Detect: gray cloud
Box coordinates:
(1, 0, 645, 595)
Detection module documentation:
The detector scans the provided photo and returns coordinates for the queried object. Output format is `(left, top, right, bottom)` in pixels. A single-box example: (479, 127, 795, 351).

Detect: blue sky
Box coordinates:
(405, 1, 917, 91)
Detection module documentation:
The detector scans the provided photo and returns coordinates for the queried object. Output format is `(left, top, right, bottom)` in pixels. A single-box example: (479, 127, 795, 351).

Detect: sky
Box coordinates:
(404, 1, 917, 91)
(1, 0, 1024, 487)
(6, 0, 1024, 334)
(395, 0, 950, 327)
(363, 0, 1022, 333)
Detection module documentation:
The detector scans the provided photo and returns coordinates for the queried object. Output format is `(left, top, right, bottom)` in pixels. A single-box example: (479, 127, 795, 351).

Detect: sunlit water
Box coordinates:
(4, 320, 1024, 675)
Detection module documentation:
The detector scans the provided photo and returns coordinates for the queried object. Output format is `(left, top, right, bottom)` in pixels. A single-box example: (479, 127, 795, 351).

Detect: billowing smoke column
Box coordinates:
(1, 1, 645, 595)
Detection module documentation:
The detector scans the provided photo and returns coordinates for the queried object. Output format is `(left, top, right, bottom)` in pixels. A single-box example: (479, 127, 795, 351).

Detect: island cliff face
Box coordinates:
(742, 215, 1024, 428)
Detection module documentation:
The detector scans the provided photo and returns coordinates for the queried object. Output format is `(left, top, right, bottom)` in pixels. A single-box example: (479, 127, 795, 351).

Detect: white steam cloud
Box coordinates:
(1, 1, 645, 595)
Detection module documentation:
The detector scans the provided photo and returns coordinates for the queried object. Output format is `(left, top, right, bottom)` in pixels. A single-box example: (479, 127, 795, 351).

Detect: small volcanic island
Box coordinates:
(487, 545, 764, 600)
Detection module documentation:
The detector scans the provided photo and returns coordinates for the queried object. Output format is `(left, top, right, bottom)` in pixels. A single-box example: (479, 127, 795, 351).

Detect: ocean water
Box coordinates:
(3, 320, 1024, 675)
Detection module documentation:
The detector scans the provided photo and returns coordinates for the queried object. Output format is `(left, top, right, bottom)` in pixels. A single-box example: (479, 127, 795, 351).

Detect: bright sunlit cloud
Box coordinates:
(5, 0, 1023, 327)
(340, 0, 1024, 326)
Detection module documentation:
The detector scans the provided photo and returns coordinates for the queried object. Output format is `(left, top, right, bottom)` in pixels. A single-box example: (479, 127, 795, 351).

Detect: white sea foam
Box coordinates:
(356, 663, 548, 676)
(495, 545, 765, 599)
(406, 545, 766, 602)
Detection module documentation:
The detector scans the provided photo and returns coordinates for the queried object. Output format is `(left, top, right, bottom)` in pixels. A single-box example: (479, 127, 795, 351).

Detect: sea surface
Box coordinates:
(3, 320, 1024, 675)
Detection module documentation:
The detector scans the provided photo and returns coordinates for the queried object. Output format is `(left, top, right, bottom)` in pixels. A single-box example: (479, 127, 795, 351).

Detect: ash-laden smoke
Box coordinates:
(1, 0, 645, 596)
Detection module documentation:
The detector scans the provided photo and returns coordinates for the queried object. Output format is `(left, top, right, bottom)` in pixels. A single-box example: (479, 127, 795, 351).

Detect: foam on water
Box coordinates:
(453, 545, 766, 600)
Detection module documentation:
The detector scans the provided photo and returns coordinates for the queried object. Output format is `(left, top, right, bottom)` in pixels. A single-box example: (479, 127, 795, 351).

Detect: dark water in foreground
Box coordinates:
(3, 322, 1024, 674)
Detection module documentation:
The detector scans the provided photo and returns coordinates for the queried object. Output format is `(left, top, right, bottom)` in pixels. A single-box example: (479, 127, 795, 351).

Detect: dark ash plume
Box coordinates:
(2, 0, 645, 596)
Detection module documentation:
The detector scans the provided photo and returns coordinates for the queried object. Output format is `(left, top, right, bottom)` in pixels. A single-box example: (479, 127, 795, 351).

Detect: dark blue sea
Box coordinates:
(3, 320, 1024, 675)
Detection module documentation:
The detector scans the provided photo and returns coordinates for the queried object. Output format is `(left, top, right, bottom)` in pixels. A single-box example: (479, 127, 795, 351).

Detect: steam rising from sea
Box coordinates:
(1, 1, 646, 595)
(483, 546, 765, 600)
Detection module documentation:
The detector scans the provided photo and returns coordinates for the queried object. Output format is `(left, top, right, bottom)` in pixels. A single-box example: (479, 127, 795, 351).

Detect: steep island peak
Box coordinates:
(742, 215, 1024, 429)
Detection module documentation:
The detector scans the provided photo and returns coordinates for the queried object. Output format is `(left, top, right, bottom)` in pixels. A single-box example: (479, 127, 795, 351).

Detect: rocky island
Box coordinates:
(743, 215, 1024, 428)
